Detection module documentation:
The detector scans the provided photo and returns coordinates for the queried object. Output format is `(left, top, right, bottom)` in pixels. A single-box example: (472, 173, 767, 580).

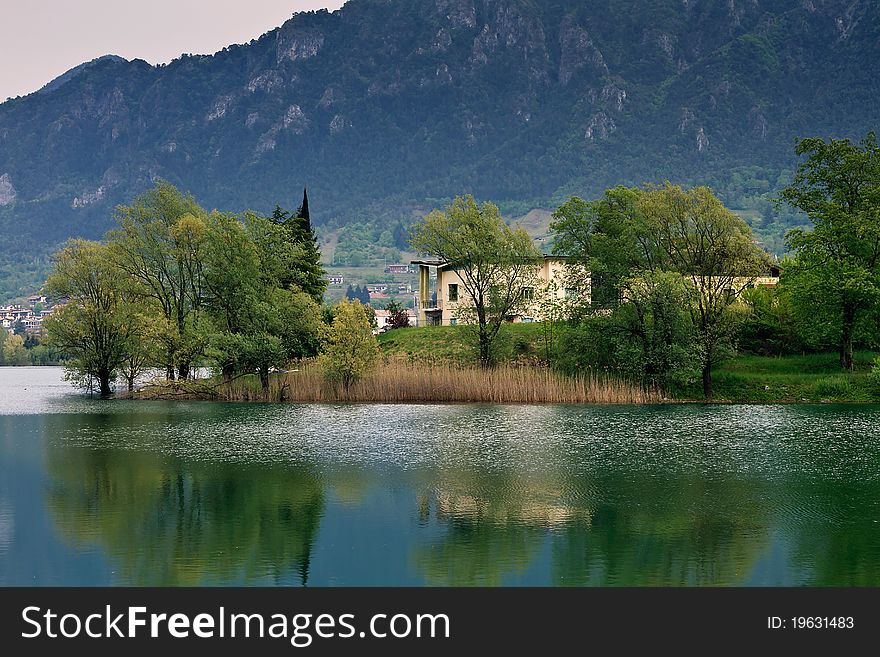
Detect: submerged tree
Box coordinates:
(410, 195, 541, 367)
(781, 132, 880, 370)
(44, 240, 144, 397)
(107, 181, 208, 380)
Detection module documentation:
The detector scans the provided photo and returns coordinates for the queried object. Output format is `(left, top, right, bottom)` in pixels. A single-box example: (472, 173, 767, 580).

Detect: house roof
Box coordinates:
(411, 254, 567, 269)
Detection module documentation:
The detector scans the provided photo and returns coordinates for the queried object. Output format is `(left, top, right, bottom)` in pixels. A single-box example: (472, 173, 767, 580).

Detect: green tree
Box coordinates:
(551, 185, 767, 396)
(203, 212, 321, 393)
(268, 190, 327, 304)
(551, 188, 650, 311)
(781, 132, 880, 370)
(639, 184, 770, 399)
(319, 300, 379, 391)
(737, 283, 804, 356)
(410, 195, 541, 367)
(44, 240, 140, 396)
(2, 332, 28, 365)
(107, 181, 208, 380)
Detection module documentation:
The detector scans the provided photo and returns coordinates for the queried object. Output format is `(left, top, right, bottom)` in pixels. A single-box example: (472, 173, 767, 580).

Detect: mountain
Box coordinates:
(35, 55, 128, 97)
(1, 0, 878, 299)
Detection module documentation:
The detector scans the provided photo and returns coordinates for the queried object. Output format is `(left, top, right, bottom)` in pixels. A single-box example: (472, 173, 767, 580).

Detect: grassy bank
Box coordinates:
(133, 361, 659, 405)
(696, 352, 880, 403)
(378, 326, 880, 403)
(378, 324, 549, 365)
(127, 324, 880, 404)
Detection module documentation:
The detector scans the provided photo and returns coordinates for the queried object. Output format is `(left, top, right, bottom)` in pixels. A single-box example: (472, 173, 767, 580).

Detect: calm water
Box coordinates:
(1, 366, 879, 586)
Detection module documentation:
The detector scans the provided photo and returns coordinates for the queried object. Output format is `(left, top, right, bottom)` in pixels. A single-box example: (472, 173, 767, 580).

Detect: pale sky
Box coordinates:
(0, 1, 347, 101)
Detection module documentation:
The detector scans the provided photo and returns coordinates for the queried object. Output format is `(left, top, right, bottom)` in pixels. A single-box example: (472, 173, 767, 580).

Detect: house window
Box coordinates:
(450, 318, 457, 326)
(448, 283, 458, 302)
(521, 287, 534, 301)
(565, 288, 578, 300)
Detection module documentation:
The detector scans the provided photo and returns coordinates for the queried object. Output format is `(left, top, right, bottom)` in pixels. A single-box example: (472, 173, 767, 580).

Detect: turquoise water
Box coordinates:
(1, 366, 879, 586)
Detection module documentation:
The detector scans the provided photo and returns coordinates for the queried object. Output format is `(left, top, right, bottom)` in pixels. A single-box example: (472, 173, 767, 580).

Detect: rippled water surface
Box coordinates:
(1, 366, 879, 586)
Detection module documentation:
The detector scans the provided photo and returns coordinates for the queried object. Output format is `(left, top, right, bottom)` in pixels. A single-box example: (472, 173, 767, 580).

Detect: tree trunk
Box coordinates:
(840, 302, 856, 370)
(166, 365, 175, 381)
(178, 362, 190, 381)
(478, 326, 492, 368)
(222, 364, 234, 385)
(98, 371, 113, 398)
(702, 363, 713, 401)
(259, 365, 270, 392)
(126, 376, 134, 392)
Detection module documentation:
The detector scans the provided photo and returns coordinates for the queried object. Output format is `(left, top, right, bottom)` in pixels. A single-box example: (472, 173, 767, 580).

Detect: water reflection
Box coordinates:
(46, 444, 324, 586)
(3, 368, 880, 586)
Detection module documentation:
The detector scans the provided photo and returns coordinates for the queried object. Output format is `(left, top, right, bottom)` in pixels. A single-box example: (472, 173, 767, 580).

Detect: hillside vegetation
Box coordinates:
(2, 0, 879, 299)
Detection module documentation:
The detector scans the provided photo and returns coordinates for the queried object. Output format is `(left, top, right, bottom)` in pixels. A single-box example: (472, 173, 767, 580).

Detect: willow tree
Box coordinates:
(44, 240, 144, 397)
(781, 132, 880, 370)
(410, 195, 541, 367)
(107, 181, 208, 380)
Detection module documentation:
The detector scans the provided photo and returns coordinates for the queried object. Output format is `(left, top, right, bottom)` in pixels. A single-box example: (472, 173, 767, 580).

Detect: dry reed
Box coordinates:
(209, 361, 660, 405)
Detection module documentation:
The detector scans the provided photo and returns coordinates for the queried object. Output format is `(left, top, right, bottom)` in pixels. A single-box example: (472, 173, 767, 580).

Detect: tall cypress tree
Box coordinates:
(297, 188, 311, 229)
(293, 188, 325, 304)
(269, 190, 326, 304)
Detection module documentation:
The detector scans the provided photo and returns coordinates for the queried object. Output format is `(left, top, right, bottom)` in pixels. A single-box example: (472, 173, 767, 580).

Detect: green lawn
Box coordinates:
(378, 323, 550, 365)
(692, 352, 880, 402)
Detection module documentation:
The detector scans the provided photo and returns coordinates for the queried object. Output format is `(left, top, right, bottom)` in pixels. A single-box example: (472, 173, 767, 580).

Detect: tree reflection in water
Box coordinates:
(46, 443, 324, 586)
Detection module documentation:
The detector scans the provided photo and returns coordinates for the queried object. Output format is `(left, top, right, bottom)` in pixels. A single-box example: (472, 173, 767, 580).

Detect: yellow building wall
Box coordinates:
(433, 258, 587, 326)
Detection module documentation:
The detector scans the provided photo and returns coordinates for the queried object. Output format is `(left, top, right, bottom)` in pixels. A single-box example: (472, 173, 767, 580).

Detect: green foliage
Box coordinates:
(107, 181, 209, 379)
(410, 194, 542, 366)
(318, 299, 379, 390)
(44, 240, 145, 396)
(345, 284, 370, 304)
(201, 207, 322, 391)
(781, 132, 880, 369)
(553, 183, 770, 397)
(268, 196, 327, 303)
(2, 332, 28, 365)
(43, 182, 324, 395)
(736, 284, 804, 356)
(573, 271, 701, 390)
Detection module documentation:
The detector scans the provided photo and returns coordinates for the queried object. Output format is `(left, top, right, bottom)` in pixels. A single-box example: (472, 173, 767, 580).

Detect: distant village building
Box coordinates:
(384, 264, 412, 274)
(373, 308, 418, 332)
(325, 275, 345, 286)
(1, 301, 54, 336)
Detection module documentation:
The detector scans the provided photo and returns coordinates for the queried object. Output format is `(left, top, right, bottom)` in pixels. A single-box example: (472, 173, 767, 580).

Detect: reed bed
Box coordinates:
(210, 361, 660, 405)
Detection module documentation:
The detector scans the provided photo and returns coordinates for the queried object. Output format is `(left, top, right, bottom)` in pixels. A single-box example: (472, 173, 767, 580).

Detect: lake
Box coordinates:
(1, 366, 879, 586)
